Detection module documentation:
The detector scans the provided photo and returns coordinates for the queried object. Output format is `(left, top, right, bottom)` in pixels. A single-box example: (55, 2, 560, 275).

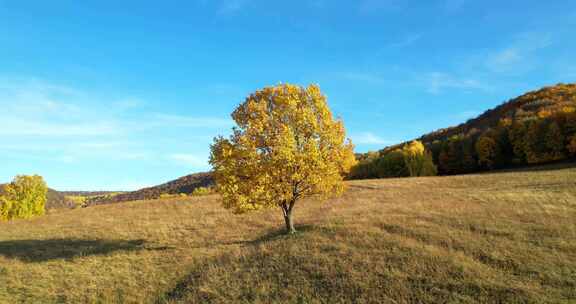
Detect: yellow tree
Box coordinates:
(210, 84, 356, 234)
(0, 175, 47, 221)
(402, 140, 437, 177)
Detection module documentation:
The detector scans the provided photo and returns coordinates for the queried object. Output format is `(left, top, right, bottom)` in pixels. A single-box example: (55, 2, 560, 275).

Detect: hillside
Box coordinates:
(46, 188, 75, 210)
(86, 172, 213, 206)
(1, 164, 574, 303)
(419, 83, 576, 145)
(0, 184, 74, 210)
(352, 83, 576, 178)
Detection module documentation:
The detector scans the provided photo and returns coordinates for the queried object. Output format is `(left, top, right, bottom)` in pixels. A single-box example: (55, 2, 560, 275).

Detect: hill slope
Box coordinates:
(1, 164, 575, 303)
(352, 83, 576, 178)
(86, 172, 213, 206)
(0, 184, 74, 210)
(46, 188, 75, 209)
(418, 83, 576, 145)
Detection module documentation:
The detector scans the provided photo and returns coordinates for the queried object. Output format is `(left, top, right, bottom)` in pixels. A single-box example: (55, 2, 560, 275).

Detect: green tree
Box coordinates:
(374, 150, 408, 178)
(0, 175, 48, 221)
(210, 84, 356, 234)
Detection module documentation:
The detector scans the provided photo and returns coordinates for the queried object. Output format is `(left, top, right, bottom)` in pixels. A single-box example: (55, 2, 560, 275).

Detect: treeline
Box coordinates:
(348, 140, 437, 179)
(350, 83, 576, 178)
(429, 109, 576, 174)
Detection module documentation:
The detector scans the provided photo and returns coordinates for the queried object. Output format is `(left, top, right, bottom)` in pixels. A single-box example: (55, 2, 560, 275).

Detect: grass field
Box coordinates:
(1, 165, 575, 303)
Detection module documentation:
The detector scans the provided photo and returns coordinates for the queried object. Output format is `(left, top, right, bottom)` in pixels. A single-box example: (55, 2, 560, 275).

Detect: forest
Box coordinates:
(350, 83, 576, 179)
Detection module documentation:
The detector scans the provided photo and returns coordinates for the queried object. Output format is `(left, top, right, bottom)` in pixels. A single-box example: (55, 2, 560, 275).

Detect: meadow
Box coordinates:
(0, 164, 575, 303)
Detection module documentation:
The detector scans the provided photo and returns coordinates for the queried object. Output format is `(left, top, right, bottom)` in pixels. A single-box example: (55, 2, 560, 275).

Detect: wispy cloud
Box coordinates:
(484, 32, 552, 73)
(426, 72, 490, 94)
(0, 76, 229, 173)
(352, 132, 391, 145)
(0, 119, 120, 136)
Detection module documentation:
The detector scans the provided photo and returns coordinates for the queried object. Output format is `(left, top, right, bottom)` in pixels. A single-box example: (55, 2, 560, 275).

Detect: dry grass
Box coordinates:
(1, 165, 575, 303)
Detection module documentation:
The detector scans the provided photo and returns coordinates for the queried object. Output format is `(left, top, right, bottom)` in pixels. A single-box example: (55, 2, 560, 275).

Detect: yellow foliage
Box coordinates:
(191, 187, 213, 196)
(401, 141, 437, 177)
(403, 140, 425, 156)
(66, 195, 87, 208)
(210, 84, 356, 231)
(0, 175, 47, 221)
(562, 106, 576, 113)
(537, 110, 552, 119)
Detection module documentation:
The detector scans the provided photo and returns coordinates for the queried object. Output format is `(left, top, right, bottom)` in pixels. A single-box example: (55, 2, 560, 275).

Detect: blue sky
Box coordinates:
(1, 0, 575, 190)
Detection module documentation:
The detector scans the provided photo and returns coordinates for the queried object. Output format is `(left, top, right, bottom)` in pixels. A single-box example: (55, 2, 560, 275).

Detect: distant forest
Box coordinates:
(350, 83, 576, 179)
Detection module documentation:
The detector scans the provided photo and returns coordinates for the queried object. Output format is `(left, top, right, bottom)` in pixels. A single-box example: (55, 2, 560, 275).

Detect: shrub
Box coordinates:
(191, 187, 212, 196)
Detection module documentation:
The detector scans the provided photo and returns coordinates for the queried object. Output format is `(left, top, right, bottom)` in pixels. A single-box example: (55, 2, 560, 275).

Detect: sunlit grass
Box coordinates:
(1, 164, 575, 303)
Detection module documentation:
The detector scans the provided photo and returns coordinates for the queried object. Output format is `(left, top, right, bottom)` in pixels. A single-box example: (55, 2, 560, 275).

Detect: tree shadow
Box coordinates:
(217, 224, 319, 247)
(0, 238, 172, 263)
(157, 224, 325, 303)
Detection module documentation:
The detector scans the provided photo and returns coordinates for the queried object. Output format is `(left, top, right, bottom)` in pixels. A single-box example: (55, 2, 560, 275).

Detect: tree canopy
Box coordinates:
(210, 84, 356, 233)
(0, 175, 47, 221)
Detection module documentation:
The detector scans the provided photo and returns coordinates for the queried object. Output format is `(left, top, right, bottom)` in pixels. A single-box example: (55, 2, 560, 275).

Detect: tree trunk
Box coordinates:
(283, 208, 296, 234)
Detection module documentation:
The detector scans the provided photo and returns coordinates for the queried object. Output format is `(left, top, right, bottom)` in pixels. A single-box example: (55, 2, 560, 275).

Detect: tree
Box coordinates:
(374, 150, 407, 178)
(509, 122, 528, 163)
(475, 135, 499, 170)
(210, 84, 356, 234)
(0, 175, 47, 221)
(402, 141, 437, 177)
(544, 121, 565, 160)
(525, 120, 547, 163)
(438, 136, 463, 175)
(568, 135, 576, 156)
(348, 151, 379, 179)
(460, 137, 478, 173)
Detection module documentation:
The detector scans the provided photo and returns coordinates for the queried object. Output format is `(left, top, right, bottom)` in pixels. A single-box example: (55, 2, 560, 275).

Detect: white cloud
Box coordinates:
(168, 153, 209, 168)
(0, 119, 120, 136)
(426, 72, 490, 94)
(352, 132, 391, 145)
